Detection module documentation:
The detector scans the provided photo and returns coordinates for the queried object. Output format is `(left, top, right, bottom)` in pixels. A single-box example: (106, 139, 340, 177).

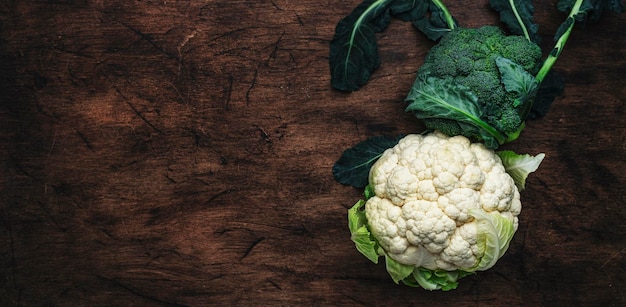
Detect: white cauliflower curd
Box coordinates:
(367, 131, 520, 271)
(347, 132, 543, 290)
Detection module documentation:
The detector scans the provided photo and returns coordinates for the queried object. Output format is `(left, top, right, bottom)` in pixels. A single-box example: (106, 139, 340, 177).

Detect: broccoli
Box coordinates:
(330, 0, 623, 148)
(412, 26, 542, 146)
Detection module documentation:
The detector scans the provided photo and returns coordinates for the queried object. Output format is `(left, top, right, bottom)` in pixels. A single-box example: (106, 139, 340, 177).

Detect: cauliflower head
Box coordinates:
(348, 132, 523, 290)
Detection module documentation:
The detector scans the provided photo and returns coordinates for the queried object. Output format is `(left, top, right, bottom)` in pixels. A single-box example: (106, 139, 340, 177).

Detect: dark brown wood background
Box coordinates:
(1, 1, 624, 306)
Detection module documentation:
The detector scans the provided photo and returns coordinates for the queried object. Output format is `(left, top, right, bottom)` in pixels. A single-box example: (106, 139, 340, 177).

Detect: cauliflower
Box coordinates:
(347, 132, 543, 290)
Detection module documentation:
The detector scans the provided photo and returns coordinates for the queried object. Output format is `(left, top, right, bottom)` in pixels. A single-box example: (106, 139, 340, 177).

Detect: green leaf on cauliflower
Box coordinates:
(411, 268, 442, 290)
(348, 199, 380, 263)
(496, 150, 545, 190)
(470, 210, 517, 271)
(363, 184, 376, 200)
(385, 255, 414, 284)
(333, 135, 404, 188)
(410, 268, 473, 291)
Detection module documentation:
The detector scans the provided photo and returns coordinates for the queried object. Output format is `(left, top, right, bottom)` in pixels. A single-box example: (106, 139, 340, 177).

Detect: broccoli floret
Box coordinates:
(501, 35, 542, 72)
(461, 70, 505, 104)
(423, 118, 463, 136)
(411, 25, 542, 143)
(422, 118, 482, 141)
(487, 106, 523, 135)
(450, 49, 475, 75)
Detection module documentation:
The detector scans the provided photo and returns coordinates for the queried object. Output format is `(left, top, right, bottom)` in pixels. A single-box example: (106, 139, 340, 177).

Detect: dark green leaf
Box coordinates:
(405, 76, 506, 146)
(557, 0, 624, 23)
(410, 1, 457, 40)
(489, 0, 540, 43)
(332, 135, 404, 188)
(329, 0, 394, 92)
(329, 0, 458, 90)
(406, 77, 481, 119)
(390, 0, 428, 21)
(388, 0, 457, 41)
(495, 56, 539, 108)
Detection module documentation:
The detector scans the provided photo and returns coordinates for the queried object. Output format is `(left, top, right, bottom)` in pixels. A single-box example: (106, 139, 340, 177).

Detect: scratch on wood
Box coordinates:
(208, 27, 255, 43)
(289, 52, 297, 65)
(246, 69, 258, 105)
(270, 0, 283, 10)
(120, 22, 182, 64)
(240, 237, 265, 261)
(207, 188, 236, 204)
(52, 45, 96, 60)
(168, 81, 188, 104)
(176, 29, 199, 75)
(74, 128, 94, 151)
(295, 13, 304, 26)
(266, 31, 285, 65)
(124, 99, 162, 134)
(600, 248, 626, 268)
(253, 125, 271, 142)
(224, 75, 233, 109)
(95, 275, 188, 307)
(164, 173, 177, 183)
(266, 278, 282, 290)
(46, 128, 57, 162)
(104, 75, 162, 133)
(177, 29, 198, 58)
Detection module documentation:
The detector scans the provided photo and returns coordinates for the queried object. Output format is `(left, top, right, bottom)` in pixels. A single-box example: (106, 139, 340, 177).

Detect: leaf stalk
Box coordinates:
(431, 0, 456, 29)
(535, 0, 584, 83)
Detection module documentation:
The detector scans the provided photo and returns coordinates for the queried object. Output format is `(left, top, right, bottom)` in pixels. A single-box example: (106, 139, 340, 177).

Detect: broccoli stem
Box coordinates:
(431, 0, 456, 30)
(535, 0, 584, 83)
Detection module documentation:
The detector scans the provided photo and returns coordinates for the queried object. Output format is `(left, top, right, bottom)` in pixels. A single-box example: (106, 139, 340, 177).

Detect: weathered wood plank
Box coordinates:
(1, 1, 624, 306)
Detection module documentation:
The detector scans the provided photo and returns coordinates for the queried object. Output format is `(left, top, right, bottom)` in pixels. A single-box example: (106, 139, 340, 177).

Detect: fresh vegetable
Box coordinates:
(330, 0, 623, 147)
(406, 26, 542, 148)
(346, 132, 544, 290)
(330, 0, 623, 290)
(333, 135, 405, 188)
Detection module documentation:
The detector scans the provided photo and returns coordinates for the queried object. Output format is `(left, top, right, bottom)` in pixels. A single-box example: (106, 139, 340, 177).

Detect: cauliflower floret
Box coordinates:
(365, 132, 521, 272)
(385, 167, 419, 206)
(402, 199, 457, 254)
(365, 197, 408, 254)
(439, 223, 479, 269)
(442, 188, 481, 223)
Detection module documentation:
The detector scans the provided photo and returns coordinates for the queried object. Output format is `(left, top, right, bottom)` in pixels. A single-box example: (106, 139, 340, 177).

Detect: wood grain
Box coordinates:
(1, 1, 624, 306)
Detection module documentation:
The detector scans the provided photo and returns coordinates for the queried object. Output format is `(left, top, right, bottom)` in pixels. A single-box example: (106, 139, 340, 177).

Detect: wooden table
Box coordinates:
(1, 1, 624, 306)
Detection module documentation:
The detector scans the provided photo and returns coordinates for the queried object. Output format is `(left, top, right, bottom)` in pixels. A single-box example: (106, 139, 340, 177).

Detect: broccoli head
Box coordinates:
(411, 26, 542, 146)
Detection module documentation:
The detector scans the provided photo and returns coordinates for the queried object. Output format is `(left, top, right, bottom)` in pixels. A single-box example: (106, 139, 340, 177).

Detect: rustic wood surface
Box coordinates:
(1, 1, 624, 306)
